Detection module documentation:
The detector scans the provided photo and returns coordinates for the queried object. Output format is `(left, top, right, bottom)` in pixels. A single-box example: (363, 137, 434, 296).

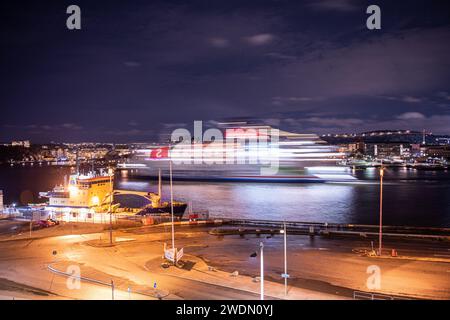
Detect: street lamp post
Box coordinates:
(260, 242, 264, 301)
(111, 280, 115, 300)
(108, 167, 114, 246)
(378, 165, 384, 256)
(29, 214, 32, 238)
(282, 222, 288, 296)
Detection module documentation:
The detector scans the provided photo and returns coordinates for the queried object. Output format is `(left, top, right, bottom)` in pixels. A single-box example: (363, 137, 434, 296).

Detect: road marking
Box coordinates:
(433, 254, 450, 258)
(115, 237, 135, 242)
(56, 235, 82, 240)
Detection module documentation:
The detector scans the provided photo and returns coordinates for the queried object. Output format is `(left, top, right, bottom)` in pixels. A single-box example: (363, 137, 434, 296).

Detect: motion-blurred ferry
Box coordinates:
(119, 122, 356, 183)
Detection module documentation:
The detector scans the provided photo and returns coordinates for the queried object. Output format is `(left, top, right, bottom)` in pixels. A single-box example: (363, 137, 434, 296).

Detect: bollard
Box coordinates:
(391, 249, 398, 257)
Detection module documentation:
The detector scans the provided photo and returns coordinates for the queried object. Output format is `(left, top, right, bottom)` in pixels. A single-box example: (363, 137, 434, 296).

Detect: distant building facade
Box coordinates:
(0, 190, 3, 213)
(11, 140, 31, 148)
(365, 143, 411, 159)
(435, 138, 450, 145)
(424, 146, 450, 159)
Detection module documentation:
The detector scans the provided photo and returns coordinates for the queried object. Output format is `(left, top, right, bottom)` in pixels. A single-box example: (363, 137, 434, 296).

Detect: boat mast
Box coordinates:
(170, 160, 175, 253)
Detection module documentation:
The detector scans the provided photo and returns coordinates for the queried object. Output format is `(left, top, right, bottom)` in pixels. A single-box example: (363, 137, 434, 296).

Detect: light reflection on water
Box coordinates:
(117, 179, 356, 223)
(117, 167, 450, 227)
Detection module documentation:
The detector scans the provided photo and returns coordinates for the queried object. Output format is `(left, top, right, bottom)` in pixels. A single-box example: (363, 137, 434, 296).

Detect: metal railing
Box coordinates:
(353, 291, 411, 300)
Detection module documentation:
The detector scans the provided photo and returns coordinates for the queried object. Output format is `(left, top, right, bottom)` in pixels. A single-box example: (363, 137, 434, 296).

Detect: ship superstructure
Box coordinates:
(119, 122, 356, 182)
(40, 170, 114, 215)
(40, 169, 187, 219)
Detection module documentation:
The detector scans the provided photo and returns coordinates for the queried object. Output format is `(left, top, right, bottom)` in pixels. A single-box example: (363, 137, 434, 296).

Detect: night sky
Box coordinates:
(1, 0, 450, 143)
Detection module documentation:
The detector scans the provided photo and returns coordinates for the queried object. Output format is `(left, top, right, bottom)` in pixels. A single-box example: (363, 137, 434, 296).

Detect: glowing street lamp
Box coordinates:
(108, 167, 114, 246)
(378, 165, 384, 256)
(280, 222, 289, 296)
(260, 242, 264, 300)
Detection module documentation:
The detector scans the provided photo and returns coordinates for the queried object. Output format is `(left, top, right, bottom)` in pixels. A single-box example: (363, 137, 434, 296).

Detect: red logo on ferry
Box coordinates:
(150, 147, 169, 159)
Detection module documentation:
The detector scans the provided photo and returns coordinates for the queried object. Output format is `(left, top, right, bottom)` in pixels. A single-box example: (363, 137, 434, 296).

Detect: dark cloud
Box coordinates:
(306, 0, 359, 12)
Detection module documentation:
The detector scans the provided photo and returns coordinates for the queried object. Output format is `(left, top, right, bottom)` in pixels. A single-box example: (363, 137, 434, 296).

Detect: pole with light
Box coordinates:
(108, 167, 114, 246)
(378, 163, 384, 256)
(29, 213, 33, 238)
(111, 280, 115, 300)
(260, 241, 264, 300)
(280, 222, 289, 296)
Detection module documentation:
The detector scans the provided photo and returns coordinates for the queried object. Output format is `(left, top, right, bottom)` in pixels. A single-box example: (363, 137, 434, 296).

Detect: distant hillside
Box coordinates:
(321, 130, 450, 145)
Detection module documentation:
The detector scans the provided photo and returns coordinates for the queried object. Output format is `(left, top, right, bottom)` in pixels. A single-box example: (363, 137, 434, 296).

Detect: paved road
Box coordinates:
(0, 221, 448, 299)
(0, 232, 262, 300)
(126, 224, 450, 299)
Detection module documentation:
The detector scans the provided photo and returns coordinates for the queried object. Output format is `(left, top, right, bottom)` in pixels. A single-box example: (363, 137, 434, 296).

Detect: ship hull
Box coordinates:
(136, 203, 187, 218)
(129, 173, 327, 183)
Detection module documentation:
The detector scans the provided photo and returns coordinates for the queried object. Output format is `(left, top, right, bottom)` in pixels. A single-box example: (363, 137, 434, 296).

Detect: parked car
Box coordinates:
(48, 218, 60, 225)
(38, 220, 52, 228)
(30, 219, 59, 230)
(38, 219, 56, 228)
(31, 221, 44, 230)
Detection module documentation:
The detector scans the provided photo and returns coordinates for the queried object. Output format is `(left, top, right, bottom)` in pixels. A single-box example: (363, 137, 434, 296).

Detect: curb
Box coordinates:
(143, 260, 338, 300)
(365, 255, 450, 263)
(47, 263, 169, 299)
